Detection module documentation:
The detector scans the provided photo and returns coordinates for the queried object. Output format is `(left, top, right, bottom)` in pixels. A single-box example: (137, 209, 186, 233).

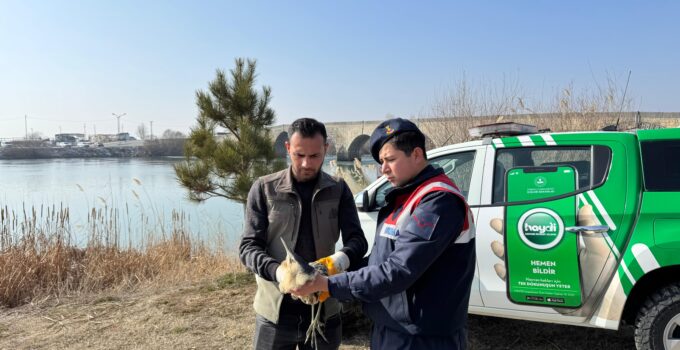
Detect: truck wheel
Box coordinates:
(635, 282, 680, 350)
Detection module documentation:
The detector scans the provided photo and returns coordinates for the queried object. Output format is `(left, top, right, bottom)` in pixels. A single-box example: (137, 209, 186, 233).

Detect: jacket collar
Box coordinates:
(385, 164, 444, 202)
(275, 166, 335, 194)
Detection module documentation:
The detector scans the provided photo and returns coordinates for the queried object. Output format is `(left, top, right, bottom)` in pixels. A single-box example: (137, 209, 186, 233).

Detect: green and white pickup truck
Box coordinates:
(354, 122, 680, 350)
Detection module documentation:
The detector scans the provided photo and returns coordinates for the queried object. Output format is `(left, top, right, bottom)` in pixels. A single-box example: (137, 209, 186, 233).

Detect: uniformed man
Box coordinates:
(292, 118, 476, 349)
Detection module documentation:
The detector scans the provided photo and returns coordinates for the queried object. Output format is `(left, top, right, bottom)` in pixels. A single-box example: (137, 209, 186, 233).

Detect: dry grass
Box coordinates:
(0, 274, 259, 349)
(0, 274, 371, 350)
(0, 204, 243, 308)
(0, 276, 635, 350)
(330, 158, 377, 194)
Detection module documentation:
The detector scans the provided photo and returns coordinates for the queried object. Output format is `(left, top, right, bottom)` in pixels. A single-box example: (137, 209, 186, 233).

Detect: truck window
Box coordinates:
(641, 140, 680, 191)
(493, 145, 612, 203)
(374, 151, 476, 208)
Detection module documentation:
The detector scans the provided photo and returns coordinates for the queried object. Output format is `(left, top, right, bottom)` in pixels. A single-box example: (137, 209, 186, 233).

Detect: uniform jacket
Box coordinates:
(329, 165, 476, 336)
(239, 167, 368, 323)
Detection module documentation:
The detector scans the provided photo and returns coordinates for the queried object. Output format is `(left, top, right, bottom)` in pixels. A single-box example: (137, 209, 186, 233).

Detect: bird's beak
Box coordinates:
(280, 237, 294, 258)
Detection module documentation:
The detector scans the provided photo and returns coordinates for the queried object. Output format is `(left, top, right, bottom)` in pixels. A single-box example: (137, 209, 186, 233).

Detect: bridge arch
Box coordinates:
(274, 131, 288, 157)
(336, 145, 348, 161)
(345, 134, 370, 161)
(326, 141, 337, 156)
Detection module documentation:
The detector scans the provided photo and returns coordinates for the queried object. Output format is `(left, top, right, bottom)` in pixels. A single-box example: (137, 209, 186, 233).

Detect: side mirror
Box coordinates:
(355, 190, 372, 212)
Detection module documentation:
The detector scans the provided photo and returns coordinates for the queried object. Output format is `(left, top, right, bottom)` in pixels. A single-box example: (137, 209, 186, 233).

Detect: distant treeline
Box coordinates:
(0, 139, 186, 159)
(142, 139, 186, 157)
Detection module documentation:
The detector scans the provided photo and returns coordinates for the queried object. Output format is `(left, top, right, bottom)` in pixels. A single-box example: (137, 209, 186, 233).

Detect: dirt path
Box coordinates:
(0, 275, 635, 349)
(0, 275, 369, 350)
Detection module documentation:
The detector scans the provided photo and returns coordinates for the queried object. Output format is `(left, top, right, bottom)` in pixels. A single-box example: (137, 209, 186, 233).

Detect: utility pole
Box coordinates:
(24, 115, 28, 139)
(150, 121, 153, 140)
(112, 112, 126, 134)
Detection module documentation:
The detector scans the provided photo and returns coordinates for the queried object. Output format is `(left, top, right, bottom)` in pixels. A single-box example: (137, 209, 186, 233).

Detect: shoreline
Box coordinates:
(0, 146, 146, 160)
(0, 139, 185, 160)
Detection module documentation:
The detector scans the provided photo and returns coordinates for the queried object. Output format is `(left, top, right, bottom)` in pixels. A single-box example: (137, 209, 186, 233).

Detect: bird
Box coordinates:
(278, 238, 329, 348)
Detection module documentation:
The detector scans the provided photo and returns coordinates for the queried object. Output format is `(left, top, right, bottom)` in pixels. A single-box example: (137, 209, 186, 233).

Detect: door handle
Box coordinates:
(565, 225, 610, 234)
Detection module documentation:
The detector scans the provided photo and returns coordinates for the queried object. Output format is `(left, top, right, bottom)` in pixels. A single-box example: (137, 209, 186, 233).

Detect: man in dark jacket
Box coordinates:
(239, 118, 368, 350)
(292, 118, 476, 349)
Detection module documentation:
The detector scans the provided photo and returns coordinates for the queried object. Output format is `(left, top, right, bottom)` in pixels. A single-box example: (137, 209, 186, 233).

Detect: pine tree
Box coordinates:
(175, 58, 285, 204)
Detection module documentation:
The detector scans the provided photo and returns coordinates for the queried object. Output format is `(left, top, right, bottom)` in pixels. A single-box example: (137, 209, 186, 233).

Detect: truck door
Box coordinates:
(504, 165, 581, 308)
(476, 135, 637, 318)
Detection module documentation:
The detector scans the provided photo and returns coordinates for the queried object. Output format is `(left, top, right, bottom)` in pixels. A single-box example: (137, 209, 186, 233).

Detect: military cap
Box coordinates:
(369, 118, 424, 163)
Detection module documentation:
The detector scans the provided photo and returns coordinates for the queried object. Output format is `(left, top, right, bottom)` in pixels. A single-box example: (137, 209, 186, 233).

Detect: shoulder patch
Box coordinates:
(404, 212, 440, 240)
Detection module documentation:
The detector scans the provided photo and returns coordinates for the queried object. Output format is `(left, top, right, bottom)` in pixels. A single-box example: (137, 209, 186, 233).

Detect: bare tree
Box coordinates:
(27, 131, 44, 140)
(418, 75, 527, 147)
(547, 74, 635, 131)
(161, 129, 186, 139)
(417, 72, 637, 147)
(136, 123, 148, 140)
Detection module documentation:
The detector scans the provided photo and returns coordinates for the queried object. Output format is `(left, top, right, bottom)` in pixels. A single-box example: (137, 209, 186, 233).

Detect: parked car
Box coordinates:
(354, 122, 680, 350)
(55, 141, 73, 148)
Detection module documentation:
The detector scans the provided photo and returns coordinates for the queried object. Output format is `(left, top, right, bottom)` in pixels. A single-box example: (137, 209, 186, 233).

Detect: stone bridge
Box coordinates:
(269, 112, 680, 161)
(270, 120, 384, 161)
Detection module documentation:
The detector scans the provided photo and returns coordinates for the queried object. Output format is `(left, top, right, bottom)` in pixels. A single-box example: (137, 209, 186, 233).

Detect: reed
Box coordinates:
(329, 158, 377, 194)
(0, 204, 243, 307)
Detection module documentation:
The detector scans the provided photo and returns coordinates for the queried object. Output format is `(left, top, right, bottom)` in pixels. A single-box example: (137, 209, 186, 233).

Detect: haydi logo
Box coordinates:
(517, 208, 564, 250)
(534, 176, 547, 187)
(524, 221, 557, 235)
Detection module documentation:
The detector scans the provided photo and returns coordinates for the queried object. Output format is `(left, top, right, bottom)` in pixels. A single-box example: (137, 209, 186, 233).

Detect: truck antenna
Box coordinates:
(615, 70, 632, 130)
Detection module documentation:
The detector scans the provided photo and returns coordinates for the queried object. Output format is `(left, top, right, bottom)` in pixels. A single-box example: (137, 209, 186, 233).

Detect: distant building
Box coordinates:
(54, 133, 85, 143)
(117, 132, 134, 141)
(53, 133, 87, 147)
(91, 134, 117, 143)
(90, 133, 135, 143)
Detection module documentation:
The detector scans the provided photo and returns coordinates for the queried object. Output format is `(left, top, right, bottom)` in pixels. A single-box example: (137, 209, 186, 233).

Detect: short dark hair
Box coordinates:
(384, 131, 427, 160)
(288, 118, 327, 143)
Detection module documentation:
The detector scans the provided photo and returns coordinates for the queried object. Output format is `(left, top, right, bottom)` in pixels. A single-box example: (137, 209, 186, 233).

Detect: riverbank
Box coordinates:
(0, 273, 370, 350)
(0, 139, 185, 159)
(0, 146, 142, 159)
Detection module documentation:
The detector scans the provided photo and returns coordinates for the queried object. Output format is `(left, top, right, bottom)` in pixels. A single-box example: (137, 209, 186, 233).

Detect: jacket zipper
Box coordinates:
(290, 191, 301, 249)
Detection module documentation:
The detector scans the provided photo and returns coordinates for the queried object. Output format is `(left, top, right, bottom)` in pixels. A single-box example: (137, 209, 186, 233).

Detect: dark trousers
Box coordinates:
(370, 323, 467, 350)
(253, 312, 341, 350)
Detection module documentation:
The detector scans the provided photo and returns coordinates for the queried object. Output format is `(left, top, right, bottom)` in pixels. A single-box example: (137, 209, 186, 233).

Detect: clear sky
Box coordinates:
(1, 0, 678, 139)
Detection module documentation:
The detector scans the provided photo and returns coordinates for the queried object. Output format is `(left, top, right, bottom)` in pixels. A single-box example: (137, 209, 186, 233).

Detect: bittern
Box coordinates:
(278, 238, 329, 348)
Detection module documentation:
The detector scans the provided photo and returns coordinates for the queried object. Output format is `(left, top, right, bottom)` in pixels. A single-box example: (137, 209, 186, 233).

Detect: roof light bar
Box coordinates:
(468, 122, 538, 138)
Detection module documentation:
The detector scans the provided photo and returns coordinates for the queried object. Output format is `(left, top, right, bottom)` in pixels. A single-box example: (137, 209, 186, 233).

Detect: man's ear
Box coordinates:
(324, 143, 329, 154)
(285, 141, 290, 153)
(413, 147, 425, 161)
